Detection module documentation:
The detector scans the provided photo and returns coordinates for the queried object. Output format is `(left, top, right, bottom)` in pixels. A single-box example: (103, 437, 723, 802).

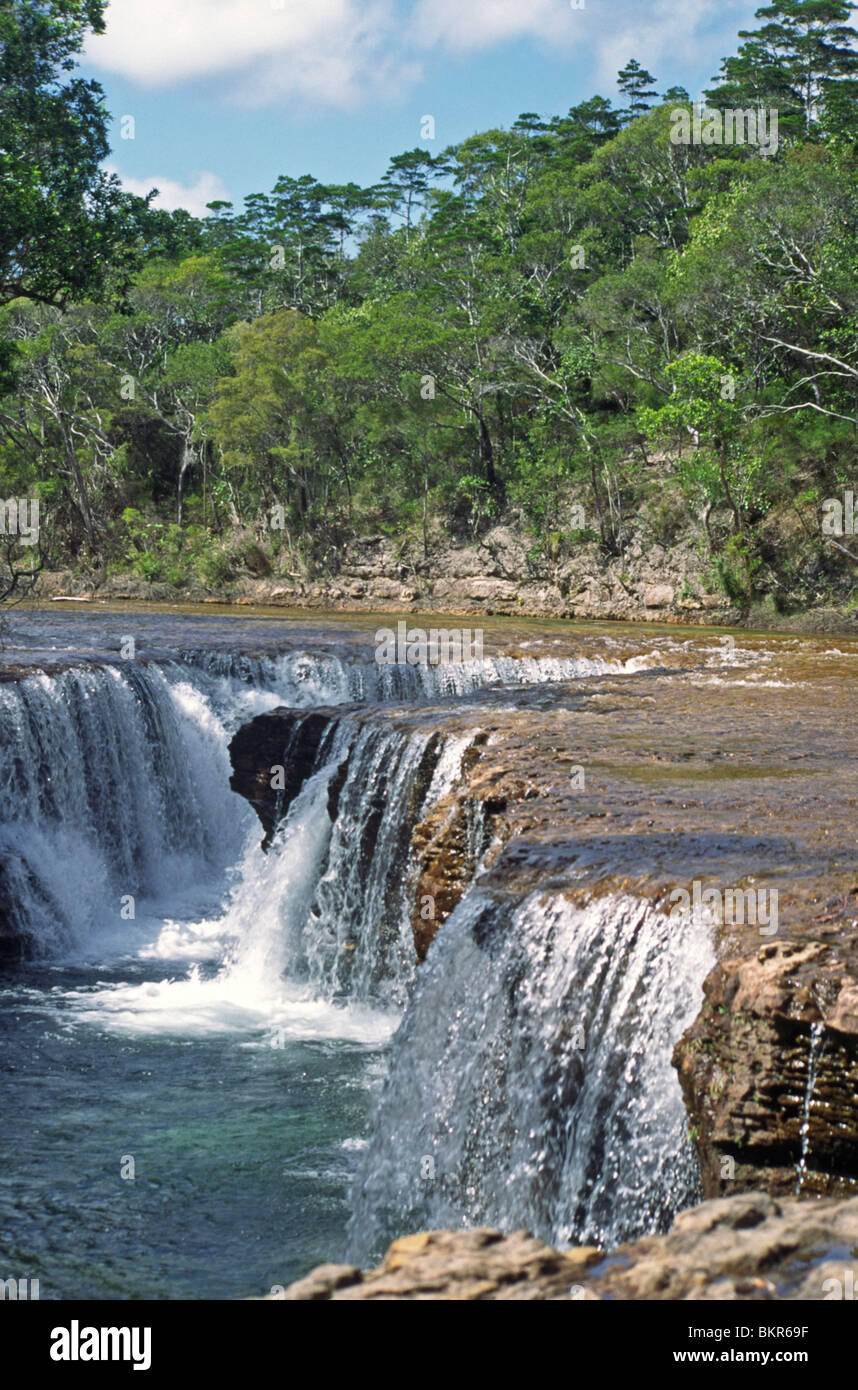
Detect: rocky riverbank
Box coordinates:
(272, 1192, 858, 1300)
(30, 521, 858, 634)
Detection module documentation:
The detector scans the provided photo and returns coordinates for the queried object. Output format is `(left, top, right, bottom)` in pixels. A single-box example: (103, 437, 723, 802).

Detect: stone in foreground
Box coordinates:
(271, 1194, 858, 1300)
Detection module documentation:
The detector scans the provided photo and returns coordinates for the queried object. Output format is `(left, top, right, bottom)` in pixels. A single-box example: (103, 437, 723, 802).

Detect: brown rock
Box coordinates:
(273, 1193, 858, 1300)
(674, 938, 858, 1197)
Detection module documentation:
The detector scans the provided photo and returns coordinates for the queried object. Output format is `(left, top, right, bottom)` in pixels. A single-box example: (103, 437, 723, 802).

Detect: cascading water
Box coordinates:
(348, 888, 715, 1261)
(220, 721, 476, 1010)
(795, 1022, 826, 1195)
(0, 621, 707, 1296)
(177, 646, 656, 706)
(0, 663, 245, 956)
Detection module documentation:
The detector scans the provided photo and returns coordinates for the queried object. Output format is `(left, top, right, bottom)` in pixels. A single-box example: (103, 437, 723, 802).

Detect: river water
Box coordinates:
(0, 604, 854, 1298)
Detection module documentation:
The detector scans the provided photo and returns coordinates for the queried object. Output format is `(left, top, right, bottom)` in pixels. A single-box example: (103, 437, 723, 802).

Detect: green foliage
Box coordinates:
(453, 476, 500, 537)
(0, 0, 152, 314)
(0, 2, 856, 608)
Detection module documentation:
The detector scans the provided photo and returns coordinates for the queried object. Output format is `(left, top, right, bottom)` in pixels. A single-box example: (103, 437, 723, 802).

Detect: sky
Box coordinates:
(82, 0, 763, 218)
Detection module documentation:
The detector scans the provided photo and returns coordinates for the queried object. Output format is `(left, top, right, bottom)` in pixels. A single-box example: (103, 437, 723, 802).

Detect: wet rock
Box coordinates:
(674, 939, 858, 1197)
(274, 1193, 858, 1300)
(409, 735, 502, 958)
(0, 862, 25, 964)
(271, 1263, 362, 1300)
(228, 709, 338, 848)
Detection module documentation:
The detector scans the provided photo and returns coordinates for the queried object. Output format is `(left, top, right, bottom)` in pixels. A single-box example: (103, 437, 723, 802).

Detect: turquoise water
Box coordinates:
(0, 959, 388, 1299)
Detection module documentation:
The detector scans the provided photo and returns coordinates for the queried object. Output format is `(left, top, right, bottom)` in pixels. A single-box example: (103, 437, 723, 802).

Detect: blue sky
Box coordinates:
(82, 0, 762, 217)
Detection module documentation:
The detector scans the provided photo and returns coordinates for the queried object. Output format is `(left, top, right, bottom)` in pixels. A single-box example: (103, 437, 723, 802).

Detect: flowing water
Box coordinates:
(1, 606, 847, 1298)
(347, 890, 715, 1260)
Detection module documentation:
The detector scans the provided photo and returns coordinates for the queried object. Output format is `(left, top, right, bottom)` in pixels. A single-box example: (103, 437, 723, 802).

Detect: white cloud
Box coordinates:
(107, 167, 231, 217)
(89, 0, 759, 110)
(414, 0, 757, 87)
(88, 0, 416, 108)
(588, 2, 756, 92)
(414, 0, 574, 52)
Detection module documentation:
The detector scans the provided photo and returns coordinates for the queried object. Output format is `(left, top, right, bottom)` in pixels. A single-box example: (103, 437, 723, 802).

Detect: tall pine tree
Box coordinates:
(617, 59, 660, 123)
(705, 1, 858, 137)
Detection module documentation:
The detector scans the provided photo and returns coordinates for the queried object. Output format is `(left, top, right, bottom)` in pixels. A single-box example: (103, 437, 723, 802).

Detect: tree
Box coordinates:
(706, 1, 858, 137)
(639, 353, 764, 555)
(207, 310, 340, 537)
(0, 0, 150, 313)
(548, 96, 623, 166)
(617, 59, 660, 123)
(377, 150, 439, 240)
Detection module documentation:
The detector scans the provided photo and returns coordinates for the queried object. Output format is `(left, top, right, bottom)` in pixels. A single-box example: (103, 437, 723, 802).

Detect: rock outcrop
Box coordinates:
(229, 709, 340, 847)
(272, 1192, 858, 1300)
(33, 521, 739, 626)
(674, 937, 858, 1198)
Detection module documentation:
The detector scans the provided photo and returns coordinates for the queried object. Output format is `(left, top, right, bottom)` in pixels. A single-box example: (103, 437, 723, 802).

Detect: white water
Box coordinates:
(1, 641, 715, 1255)
(795, 1021, 826, 1194)
(348, 889, 715, 1258)
(178, 647, 662, 704)
(0, 653, 481, 1038)
(0, 665, 244, 957)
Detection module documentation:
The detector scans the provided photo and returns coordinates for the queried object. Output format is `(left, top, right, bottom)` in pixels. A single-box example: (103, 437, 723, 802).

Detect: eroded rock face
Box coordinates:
(674, 938, 858, 1198)
(409, 737, 524, 959)
(228, 709, 339, 847)
(271, 1192, 858, 1300)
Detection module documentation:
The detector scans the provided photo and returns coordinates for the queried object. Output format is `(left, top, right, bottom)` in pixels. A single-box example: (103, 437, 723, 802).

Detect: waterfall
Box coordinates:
(175, 647, 657, 707)
(223, 722, 476, 1008)
(1, 638, 614, 961)
(348, 888, 715, 1260)
(0, 633, 712, 1264)
(0, 663, 246, 956)
(795, 1021, 826, 1194)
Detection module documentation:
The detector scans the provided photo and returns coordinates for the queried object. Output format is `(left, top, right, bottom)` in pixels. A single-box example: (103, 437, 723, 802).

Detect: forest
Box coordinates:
(1, 0, 857, 612)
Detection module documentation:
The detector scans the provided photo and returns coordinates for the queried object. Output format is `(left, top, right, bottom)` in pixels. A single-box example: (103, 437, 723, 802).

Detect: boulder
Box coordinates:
(228, 710, 340, 847)
(272, 1192, 858, 1300)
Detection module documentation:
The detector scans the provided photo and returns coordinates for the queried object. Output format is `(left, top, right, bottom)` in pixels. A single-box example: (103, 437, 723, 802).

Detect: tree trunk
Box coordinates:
(718, 446, 742, 535)
(177, 433, 193, 527)
(475, 408, 496, 489)
(63, 440, 99, 554)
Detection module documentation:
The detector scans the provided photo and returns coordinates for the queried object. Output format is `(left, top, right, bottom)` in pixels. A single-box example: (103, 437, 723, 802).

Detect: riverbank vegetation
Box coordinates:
(1, 0, 857, 614)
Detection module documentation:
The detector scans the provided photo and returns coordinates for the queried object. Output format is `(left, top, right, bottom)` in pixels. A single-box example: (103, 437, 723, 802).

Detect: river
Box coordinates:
(0, 604, 854, 1297)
